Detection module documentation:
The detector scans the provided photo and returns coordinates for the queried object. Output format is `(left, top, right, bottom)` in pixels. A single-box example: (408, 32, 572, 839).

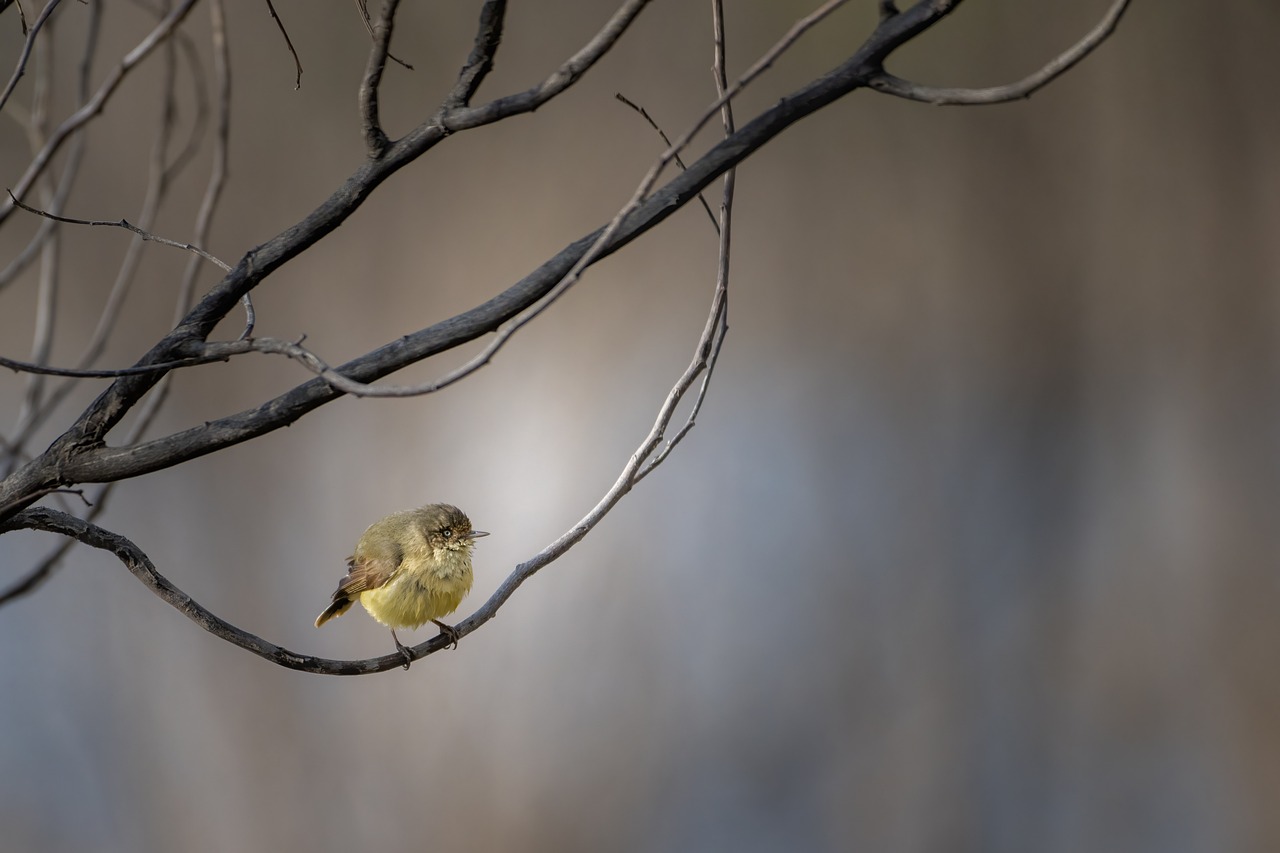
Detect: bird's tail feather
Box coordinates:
(314, 595, 353, 628)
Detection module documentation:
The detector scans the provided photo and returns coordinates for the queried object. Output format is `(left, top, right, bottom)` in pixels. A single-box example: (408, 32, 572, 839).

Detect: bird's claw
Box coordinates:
(434, 620, 460, 650)
(392, 631, 414, 670)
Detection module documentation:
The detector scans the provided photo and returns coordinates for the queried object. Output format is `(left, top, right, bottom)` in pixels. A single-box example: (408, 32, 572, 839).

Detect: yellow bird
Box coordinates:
(315, 504, 487, 667)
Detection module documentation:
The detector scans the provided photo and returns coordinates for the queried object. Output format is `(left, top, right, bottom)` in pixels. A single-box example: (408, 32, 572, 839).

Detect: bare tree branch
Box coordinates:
(2, 0, 1088, 514)
(357, 0, 401, 153)
(353, 0, 413, 71)
(0, 0, 1134, 673)
(441, 0, 653, 132)
(868, 0, 1132, 105)
(442, 0, 506, 109)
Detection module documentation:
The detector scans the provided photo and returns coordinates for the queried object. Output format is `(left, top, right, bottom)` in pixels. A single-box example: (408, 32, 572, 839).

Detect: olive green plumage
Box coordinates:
(315, 504, 487, 666)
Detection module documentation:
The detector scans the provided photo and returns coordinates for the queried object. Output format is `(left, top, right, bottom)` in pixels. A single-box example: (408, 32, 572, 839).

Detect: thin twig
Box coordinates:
(262, 0, 302, 89)
(0, 351, 227, 378)
(636, 0, 735, 483)
(0, 0, 65, 113)
(867, 0, 1132, 104)
(615, 93, 717, 230)
(4, 0, 32, 35)
(7, 192, 232, 270)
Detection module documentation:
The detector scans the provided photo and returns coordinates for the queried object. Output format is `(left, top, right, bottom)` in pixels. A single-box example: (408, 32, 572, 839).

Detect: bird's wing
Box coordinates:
(315, 536, 407, 626)
(335, 542, 403, 596)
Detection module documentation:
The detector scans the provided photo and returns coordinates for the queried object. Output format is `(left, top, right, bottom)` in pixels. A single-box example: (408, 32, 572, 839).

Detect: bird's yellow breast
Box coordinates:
(357, 547, 473, 630)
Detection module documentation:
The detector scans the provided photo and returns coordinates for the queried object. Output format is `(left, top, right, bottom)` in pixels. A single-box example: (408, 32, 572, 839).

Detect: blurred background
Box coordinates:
(2, 1, 1279, 851)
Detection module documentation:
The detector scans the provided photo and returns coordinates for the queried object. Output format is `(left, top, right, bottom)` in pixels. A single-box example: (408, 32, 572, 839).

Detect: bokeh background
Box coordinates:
(2, 1, 1279, 851)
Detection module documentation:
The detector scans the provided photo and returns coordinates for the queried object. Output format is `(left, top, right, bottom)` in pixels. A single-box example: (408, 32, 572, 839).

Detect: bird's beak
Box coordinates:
(470, 530, 490, 539)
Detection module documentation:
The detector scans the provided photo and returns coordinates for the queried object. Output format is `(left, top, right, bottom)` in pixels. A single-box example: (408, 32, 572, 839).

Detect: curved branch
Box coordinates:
(2, 507, 431, 673)
(440, 0, 652, 132)
(867, 0, 1132, 105)
(357, 0, 399, 154)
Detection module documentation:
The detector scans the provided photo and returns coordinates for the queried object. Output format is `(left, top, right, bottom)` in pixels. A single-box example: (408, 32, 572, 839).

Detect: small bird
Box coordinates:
(315, 504, 487, 668)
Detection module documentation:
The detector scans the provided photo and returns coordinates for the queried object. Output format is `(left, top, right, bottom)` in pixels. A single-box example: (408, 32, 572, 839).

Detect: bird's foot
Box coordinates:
(433, 620, 460, 650)
(392, 630, 413, 670)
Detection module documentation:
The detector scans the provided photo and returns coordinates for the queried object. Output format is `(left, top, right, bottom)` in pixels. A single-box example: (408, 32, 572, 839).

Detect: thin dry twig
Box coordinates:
(262, 0, 302, 89)
(3, 0, 32, 35)
(7, 192, 232, 271)
(614, 93, 717, 230)
(635, 0, 735, 483)
(868, 0, 1132, 104)
(0, 349, 226, 378)
(0, 0, 65, 113)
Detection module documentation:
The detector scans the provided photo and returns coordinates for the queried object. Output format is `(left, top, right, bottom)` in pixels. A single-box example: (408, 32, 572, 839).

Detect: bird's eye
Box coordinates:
(441, 528, 453, 539)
